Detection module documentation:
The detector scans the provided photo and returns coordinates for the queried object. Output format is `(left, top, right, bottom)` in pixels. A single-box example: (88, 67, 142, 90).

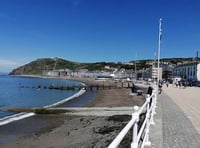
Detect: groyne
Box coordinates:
(18, 81, 135, 91)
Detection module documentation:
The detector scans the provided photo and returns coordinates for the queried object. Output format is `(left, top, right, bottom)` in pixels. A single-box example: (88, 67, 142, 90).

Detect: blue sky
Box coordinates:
(0, 0, 200, 72)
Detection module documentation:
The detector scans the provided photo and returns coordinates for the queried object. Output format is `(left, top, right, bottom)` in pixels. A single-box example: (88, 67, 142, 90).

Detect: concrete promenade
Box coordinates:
(50, 107, 134, 116)
(149, 85, 200, 148)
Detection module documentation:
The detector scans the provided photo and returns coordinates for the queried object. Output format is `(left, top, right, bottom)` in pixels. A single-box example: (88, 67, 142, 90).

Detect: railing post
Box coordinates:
(131, 113, 139, 148)
(144, 96, 151, 146)
(150, 92, 156, 125)
(154, 88, 157, 109)
(153, 82, 157, 109)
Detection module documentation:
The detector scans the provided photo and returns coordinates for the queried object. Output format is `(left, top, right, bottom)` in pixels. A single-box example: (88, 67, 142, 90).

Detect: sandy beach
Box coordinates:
(0, 77, 147, 148)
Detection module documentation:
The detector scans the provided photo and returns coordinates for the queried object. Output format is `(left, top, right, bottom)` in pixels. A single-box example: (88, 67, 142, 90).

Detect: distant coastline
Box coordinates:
(0, 72, 9, 75)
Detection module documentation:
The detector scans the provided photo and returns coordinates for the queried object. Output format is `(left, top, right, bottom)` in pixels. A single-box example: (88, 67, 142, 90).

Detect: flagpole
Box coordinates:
(135, 51, 137, 74)
(157, 18, 162, 90)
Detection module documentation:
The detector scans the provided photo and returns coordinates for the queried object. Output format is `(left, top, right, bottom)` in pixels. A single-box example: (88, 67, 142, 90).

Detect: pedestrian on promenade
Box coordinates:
(175, 80, 178, 87)
(182, 80, 186, 88)
(158, 81, 162, 94)
(166, 81, 169, 87)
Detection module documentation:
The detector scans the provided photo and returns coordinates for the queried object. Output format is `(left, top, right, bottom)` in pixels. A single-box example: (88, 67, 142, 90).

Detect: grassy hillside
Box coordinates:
(9, 58, 81, 75)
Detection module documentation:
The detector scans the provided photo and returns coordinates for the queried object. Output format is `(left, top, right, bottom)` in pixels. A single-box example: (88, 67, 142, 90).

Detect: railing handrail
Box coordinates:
(108, 88, 156, 148)
(108, 115, 137, 148)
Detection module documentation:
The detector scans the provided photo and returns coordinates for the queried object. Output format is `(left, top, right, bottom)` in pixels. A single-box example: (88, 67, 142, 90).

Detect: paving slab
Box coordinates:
(163, 85, 200, 133)
(149, 91, 200, 148)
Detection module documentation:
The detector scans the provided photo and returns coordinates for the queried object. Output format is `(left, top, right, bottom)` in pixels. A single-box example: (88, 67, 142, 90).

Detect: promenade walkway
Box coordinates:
(149, 85, 200, 148)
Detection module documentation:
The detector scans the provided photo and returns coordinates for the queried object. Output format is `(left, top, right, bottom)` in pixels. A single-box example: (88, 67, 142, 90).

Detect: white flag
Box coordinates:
(159, 19, 162, 41)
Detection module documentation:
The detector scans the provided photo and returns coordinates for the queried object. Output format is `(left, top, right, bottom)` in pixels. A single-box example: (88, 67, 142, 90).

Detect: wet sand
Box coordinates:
(86, 88, 145, 107)
(1, 115, 132, 148)
(0, 77, 146, 148)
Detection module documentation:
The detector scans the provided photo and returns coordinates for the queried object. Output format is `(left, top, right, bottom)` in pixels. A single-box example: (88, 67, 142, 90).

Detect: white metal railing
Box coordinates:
(108, 89, 157, 148)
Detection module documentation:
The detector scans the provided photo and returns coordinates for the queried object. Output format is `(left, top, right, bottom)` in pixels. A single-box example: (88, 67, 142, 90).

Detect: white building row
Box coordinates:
(173, 62, 200, 81)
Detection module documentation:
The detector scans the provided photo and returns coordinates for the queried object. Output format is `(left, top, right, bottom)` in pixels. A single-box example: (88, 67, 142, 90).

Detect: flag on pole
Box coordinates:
(159, 18, 162, 41)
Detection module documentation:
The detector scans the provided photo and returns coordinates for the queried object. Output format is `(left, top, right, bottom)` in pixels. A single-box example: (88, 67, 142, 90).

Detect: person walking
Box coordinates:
(166, 81, 169, 87)
(158, 81, 162, 94)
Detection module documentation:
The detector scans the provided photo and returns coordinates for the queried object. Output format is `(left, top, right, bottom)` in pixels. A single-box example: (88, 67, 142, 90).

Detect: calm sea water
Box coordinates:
(0, 75, 81, 118)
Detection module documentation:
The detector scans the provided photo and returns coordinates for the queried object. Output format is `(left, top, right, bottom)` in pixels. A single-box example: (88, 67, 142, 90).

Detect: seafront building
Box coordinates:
(140, 62, 174, 81)
(43, 69, 71, 77)
(41, 60, 200, 85)
(42, 68, 136, 80)
(172, 61, 200, 82)
(151, 67, 163, 80)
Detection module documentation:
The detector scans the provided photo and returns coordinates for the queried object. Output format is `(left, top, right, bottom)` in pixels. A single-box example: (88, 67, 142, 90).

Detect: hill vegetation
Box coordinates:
(9, 58, 81, 75)
(9, 57, 199, 75)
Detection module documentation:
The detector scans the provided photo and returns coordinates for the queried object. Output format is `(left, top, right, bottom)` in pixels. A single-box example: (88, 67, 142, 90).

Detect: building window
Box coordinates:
(193, 71, 195, 76)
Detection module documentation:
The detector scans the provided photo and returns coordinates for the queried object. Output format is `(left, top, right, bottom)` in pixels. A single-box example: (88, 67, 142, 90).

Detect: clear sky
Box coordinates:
(0, 0, 200, 72)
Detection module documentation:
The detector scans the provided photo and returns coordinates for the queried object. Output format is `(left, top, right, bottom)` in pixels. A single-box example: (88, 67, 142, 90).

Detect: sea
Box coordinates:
(0, 75, 82, 119)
